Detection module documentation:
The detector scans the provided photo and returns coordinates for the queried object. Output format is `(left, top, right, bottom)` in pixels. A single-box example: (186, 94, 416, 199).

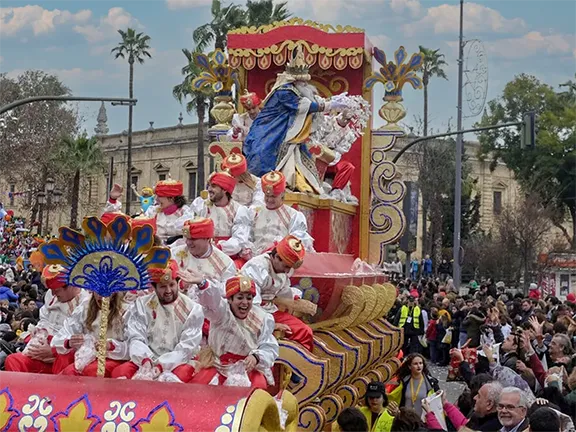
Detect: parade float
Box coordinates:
(0, 18, 423, 432)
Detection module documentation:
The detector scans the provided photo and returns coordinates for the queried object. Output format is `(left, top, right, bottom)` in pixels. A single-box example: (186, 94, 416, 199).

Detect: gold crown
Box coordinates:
(286, 45, 310, 76)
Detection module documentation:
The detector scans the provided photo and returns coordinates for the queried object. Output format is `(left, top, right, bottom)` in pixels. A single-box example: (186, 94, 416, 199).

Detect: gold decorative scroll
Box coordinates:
(229, 17, 364, 35)
(229, 40, 364, 71)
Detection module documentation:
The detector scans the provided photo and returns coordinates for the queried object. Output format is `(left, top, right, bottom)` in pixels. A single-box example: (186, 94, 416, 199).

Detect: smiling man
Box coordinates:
(190, 171, 252, 268)
(497, 387, 529, 432)
(111, 260, 204, 382)
(190, 275, 278, 389)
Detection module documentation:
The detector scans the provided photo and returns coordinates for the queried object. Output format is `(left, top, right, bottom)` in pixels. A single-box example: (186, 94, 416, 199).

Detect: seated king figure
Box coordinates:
(243, 45, 348, 194)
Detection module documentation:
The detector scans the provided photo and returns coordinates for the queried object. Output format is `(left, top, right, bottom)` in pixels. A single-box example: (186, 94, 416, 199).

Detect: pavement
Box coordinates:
(428, 364, 467, 404)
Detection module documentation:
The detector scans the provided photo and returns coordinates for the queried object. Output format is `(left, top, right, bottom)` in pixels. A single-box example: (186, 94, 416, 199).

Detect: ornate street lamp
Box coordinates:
(45, 177, 55, 193)
(53, 189, 62, 204)
(37, 192, 46, 205)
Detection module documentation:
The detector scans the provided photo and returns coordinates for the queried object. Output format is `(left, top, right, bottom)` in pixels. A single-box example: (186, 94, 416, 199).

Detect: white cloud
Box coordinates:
(390, 0, 421, 17)
(403, 3, 526, 37)
(165, 0, 212, 9)
(73, 7, 142, 43)
(0, 6, 91, 36)
(486, 31, 575, 59)
(283, 0, 385, 21)
(369, 34, 391, 52)
(6, 68, 107, 83)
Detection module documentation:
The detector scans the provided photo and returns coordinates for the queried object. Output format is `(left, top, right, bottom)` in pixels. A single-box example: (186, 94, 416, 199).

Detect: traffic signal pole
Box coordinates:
(391, 120, 525, 164)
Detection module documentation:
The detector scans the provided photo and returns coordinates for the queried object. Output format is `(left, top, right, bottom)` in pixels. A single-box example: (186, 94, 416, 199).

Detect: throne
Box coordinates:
(227, 18, 374, 256)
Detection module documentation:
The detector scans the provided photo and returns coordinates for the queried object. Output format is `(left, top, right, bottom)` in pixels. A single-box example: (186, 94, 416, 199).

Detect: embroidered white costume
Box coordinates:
(51, 297, 129, 361)
(196, 281, 278, 385)
(37, 289, 90, 336)
(251, 204, 314, 255)
(190, 198, 252, 257)
(171, 244, 236, 299)
(123, 292, 203, 372)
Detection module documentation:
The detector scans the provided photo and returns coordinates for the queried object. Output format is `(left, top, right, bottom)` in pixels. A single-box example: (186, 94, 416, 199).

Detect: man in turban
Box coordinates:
(190, 171, 252, 267)
(227, 90, 262, 142)
(170, 217, 236, 301)
(241, 235, 315, 351)
(189, 275, 278, 389)
(111, 260, 203, 382)
(221, 153, 265, 208)
(250, 171, 314, 257)
(4, 265, 89, 374)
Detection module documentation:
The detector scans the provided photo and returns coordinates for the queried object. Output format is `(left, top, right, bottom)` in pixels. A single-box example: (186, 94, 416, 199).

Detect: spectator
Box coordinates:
(389, 354, 440, 417)
(336, 407, 369, 432)
(394, 296, 424, 354)
(528, 407, 559, 432)
(468, 381, 503, 431)
(497, 387, 529, 432)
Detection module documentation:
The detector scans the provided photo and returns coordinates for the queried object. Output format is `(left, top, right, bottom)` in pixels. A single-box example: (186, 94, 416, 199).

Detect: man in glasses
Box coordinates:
(497, 387, 529, 432)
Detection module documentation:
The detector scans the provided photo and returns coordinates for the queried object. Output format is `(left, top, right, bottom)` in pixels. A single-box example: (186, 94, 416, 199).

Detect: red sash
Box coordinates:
(220, 352, 247, 365)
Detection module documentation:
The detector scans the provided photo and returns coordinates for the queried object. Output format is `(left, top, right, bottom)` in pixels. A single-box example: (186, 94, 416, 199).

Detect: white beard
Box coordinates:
(295, 81, 318, 102)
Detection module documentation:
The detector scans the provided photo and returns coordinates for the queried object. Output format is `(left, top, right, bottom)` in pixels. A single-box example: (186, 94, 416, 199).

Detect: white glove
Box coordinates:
(326, 92, 349, 112)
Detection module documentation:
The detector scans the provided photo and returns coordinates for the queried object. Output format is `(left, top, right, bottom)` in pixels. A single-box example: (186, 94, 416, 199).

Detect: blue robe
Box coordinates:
(243, 84, 321, 177)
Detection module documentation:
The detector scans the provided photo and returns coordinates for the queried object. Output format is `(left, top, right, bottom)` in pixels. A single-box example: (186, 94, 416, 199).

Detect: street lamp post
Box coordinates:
(37, 192, 46, 236)
(53, 189, 63, 228)
(44, 177, 55, 236)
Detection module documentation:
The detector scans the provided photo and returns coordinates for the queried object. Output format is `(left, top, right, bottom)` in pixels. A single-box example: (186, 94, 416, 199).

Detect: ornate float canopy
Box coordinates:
(227, 17, 372, 71)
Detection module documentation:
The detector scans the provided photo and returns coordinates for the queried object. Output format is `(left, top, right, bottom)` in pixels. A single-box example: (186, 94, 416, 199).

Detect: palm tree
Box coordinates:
(173, 48, 210, 196)
(246, 0, 291, 27)
(60, 135, 104, 229)
(419, 46, 448, 137)
(111, 28, 152, 214)
(193, 0, 246, 51)
(418, 46, 448, 257)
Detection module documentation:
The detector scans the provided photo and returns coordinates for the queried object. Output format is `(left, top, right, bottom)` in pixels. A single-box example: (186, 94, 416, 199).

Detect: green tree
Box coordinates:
(59, 135, 104, 229)
(193, 0, 246, 51)
(476, 74, 576, 248)
(246, 0, 291, 27)
(417, 47, 448, 254)
(111, 28, 152, 214)
(0, 71, 78, 227)
(173, 48, 210, 196)
(418, 47, 448, 138)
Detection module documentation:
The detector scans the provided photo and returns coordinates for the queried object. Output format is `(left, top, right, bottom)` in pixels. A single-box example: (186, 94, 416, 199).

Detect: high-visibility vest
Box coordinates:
(398, 305, 420, 329)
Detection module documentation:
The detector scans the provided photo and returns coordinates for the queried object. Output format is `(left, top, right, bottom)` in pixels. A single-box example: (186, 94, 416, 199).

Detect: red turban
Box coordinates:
(240, 91, 261, 110)
(222, 153, 247, 178)
(261, 171, 286, 196)
(276, 235, 305, 269)
(149, 259, 178, 285)
(209, 171, 236, 194)
(182, 217, 214, 239)
(225, 275, 256, 298)
(41, 264, 67, 290)
(155, 179, 184, 197)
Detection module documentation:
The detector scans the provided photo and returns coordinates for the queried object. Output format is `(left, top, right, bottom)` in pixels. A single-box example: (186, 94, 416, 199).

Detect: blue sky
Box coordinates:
(1, 0, 575, 135)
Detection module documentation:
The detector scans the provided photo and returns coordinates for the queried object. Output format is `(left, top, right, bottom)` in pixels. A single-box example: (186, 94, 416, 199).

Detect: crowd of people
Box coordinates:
(335, 277, 576, 431)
